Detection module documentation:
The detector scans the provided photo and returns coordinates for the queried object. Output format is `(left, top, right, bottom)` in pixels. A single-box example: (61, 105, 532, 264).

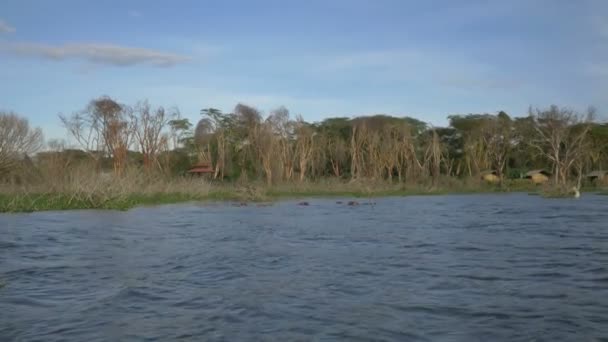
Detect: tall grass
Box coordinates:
(0, 165, 213, 212)
(7, 157, 602, 212)
(0, 166, 550, 213)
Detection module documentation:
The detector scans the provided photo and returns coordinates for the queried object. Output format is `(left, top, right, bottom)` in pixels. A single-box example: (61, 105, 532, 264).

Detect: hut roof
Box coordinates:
(586, 170, 608, 178)
(187, 163, 213, 173)
(525, 169, 551, 177)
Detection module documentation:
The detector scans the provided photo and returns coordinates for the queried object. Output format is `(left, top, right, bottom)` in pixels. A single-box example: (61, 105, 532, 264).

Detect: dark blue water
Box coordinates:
(1, 194, 607, 341)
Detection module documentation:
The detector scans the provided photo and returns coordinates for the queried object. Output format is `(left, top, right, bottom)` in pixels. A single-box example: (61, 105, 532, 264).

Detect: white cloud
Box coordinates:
(0, 42, 190, 67)
(0, 19, 16, 34)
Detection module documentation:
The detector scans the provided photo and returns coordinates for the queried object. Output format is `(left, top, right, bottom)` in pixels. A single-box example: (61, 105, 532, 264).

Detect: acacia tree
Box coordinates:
(587, 123, 608, 171)
(0, 111, 43, 174)
(396, 123, 422, 182)
(422, 128, 443, 186)
(294, 116, 316, 181)
(449, 114, 491, 176)
(326, 134, 348, 177)
(194, 116, 214, 165)
(130, 101, 173, 170)
(528, 105, 594, 185)
(60, 96, 133, 174)
(435, 127, 461, 177)
(98, 98, 132, 174)
(317, 117, 351, 178)
(254, 120, 278, 185)
(233, 104, 262, 180)
(482, 112, 513, 181)
(168, 117, 192, 150)
(197, 108, 231, 179)
(350, 122, 366, 180)
(267, 106, 295, 181)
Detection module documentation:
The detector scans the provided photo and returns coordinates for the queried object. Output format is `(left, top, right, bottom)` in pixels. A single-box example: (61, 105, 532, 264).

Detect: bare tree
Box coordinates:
(0, 111, 43, 173)
(423, 128, 443, 186)
(294, 116, 315, 181)
(168, 115, 192, 150)
(482, 112, 512, 182)
(528, 105, 594, 185)
(233, 104, 262, 180)
(326, 135, 348, 178)
(350, 123, 366, 180)
(254, 121, 278, 185)
(200, 108, 237, 180)
(267, 106, 295, 181)
(396, 123, 422, 182)
(130, 101, 173, 170)
(60, 96, 133, 174)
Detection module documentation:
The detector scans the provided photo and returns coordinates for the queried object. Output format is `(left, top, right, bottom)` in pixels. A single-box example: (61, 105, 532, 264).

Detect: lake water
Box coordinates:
(0, 194, 607, 341)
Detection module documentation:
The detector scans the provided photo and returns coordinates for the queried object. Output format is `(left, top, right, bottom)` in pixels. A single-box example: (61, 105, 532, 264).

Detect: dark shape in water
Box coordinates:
(298, 201, 310, 206)
(347, 201, 359, 206)
(336, 201, 343, 204)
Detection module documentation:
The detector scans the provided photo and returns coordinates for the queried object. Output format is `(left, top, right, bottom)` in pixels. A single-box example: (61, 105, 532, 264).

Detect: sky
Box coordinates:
(1, 0, 607, 140)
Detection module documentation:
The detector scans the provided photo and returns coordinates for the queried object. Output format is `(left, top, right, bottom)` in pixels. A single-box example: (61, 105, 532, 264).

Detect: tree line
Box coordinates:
(1, 96, 607, 186)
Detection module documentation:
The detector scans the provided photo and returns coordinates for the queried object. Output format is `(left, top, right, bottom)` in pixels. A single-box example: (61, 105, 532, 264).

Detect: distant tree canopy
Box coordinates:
(184, 104, 606, 185)
(0, 111, 43, 175)
(5, 98, 608, 187)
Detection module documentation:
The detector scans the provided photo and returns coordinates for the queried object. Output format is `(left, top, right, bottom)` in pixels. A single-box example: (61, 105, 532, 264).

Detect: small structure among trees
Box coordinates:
(525, 169, 551, 184)
(187, 162, 214, 177)
(586, 170, 608, 184)
(3, 97, 608, 191)
(480, 170, 499, 183)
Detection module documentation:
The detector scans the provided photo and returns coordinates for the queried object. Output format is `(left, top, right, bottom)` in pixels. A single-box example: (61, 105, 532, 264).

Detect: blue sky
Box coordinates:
(1, 0, 607, 139)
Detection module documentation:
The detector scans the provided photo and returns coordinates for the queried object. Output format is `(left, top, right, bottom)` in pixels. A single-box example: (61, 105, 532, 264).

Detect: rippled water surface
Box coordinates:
(1, 194, 607, 341)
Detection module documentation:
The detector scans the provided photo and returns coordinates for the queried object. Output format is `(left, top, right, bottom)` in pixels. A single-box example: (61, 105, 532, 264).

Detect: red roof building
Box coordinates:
(187, 162, 214, 175)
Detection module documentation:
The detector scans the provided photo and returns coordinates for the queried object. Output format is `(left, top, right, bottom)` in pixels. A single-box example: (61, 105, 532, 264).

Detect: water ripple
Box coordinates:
(0, 193, 607, 341)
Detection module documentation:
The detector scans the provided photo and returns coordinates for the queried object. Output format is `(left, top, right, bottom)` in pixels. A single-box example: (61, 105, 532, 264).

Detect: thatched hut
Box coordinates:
(187, 162, 214, 178)
(525, 169, 551, 184)
(586, 170, 608, 184)
(480, 170, 500, 183)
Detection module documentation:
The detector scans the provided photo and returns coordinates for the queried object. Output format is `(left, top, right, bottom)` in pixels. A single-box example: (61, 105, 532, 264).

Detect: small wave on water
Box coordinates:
(0, 193, 607, 341)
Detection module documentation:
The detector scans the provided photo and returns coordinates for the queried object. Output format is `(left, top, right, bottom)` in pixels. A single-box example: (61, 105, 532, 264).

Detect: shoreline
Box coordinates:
(1, 184, 604, 213)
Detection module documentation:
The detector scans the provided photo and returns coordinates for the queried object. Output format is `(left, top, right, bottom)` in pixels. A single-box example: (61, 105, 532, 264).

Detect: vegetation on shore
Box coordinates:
(0, 182, 502, 213)
(1, 174, 599, 213)
(1, 96, 607, 212)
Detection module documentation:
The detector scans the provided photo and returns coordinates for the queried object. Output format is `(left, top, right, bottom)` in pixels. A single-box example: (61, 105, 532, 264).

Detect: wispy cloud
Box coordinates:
(0, 42, 190, 67)
(0, 19, 16, 34)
